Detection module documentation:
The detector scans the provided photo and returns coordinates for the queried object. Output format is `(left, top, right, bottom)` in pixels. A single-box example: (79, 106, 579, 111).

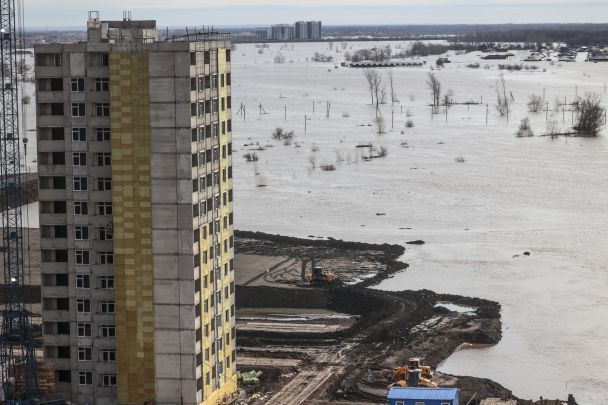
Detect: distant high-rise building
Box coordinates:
(267, 21, 322, 41)
(256, 29, 271, 41)
(271, 24, 294, 41)
(36, 12, 236, 405)
(307, 21, 322, 40)
(295, 21, 309, 40)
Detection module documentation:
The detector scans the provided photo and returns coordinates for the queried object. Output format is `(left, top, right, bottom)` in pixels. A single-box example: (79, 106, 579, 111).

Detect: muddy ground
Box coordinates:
(235, 230, 408, 287)
(233, 231, 523, 404)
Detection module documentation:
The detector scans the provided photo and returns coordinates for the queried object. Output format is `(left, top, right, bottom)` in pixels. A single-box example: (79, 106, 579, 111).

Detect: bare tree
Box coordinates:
(371, 72, 384, 115)
(387, 70, 398, 104)
(272, 127, 295, 141)
(516, 117, 534, 137)
(546, 120, 559, 137)
(573, 93, 605, 136)
(379, 85, 387, 105)
(308, 155, 317, 170)
(442, 89, 455, 107)
(375, 116, 386, 134)
(274, 52, 286, 64)
(363, 69, 378, 105)
(496, 74, 511, 117)
(334, 150, 345, 164)
(527, 94, 545, 113)
(426, 73, 441, 112)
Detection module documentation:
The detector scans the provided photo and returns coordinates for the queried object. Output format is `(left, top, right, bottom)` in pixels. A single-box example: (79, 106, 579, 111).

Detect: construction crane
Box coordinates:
(0, 0, 39, 402)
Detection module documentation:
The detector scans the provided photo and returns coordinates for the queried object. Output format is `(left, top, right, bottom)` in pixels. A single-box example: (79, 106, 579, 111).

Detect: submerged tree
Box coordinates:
(372, 72, 385, 115)
(546, 120, 560, 137)
(426, 73, 441, 112)
(274, 52, 286, 64)
(363, 69, 379, 105)
(375, 116, 386, 134)
(496, 74, 511, 117)
(442, 89, 455, 107)
(573, 93, 605, 136)
(387, 70, 398, 104)
(527, 94, 545, 113)
(516, 117, 534, 137)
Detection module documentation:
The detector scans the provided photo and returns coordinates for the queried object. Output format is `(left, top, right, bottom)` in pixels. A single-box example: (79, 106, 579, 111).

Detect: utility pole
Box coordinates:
(391, 110, 394, 129)
(486, 104, 489, 126)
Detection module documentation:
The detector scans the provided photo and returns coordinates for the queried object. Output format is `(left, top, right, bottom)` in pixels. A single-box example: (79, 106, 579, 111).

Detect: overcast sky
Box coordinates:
(25, 0, 608, 28)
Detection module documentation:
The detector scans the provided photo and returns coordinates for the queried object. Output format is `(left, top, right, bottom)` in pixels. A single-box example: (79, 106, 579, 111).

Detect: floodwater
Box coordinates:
(230, 41, 608, 402)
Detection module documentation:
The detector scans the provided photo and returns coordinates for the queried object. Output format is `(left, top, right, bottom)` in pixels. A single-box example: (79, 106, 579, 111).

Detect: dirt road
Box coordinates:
(266, 366, 341, 405)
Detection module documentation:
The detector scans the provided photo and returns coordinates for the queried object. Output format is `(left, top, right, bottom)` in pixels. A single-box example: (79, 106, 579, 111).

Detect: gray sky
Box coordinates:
(25, 0, 608, 28)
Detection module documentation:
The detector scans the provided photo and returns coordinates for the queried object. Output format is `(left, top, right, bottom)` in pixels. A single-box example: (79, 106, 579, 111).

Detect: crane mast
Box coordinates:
(0, 0, 38, 401)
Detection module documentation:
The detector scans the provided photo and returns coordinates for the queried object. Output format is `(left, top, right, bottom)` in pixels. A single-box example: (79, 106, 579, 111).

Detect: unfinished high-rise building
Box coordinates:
(35, 12, 236, 405)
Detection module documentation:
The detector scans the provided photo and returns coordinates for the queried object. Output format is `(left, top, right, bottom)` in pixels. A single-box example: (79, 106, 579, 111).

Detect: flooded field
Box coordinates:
(230, 41, 608, 402)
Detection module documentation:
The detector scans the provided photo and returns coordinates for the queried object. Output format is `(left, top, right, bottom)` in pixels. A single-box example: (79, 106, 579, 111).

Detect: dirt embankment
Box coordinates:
(237, 283, 506, 402)
(235, 230, 507, 404)
(235, 230, 408, 287)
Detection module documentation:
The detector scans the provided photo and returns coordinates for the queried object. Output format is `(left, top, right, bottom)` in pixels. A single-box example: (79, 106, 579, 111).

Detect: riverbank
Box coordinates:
(234, 231, 520, 404)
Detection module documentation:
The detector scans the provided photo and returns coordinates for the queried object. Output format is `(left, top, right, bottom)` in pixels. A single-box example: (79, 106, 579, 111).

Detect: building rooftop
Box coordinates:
(387, 387, 460, 400)
(87, 11, 157, 43)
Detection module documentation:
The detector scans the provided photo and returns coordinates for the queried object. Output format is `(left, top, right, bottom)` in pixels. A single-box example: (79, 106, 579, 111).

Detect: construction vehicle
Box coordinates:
(408, 357, 433, 379)
(386, 358, 437, 390)
(387, 369, 437, 389)
(387, 357, 433, 381)
(305, 266, 335, 287)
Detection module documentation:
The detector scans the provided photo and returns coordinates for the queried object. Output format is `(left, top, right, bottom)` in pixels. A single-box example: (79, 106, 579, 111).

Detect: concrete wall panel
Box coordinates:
(153, 279, 180, 305)
(152, 230, 179, 255)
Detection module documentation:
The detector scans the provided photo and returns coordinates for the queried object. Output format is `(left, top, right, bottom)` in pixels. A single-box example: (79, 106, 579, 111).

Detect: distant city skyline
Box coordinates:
(25, 1, 608, 29)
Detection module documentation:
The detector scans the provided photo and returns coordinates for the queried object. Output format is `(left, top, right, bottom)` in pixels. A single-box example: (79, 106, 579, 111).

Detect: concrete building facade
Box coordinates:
(35, 13, 236, 405)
